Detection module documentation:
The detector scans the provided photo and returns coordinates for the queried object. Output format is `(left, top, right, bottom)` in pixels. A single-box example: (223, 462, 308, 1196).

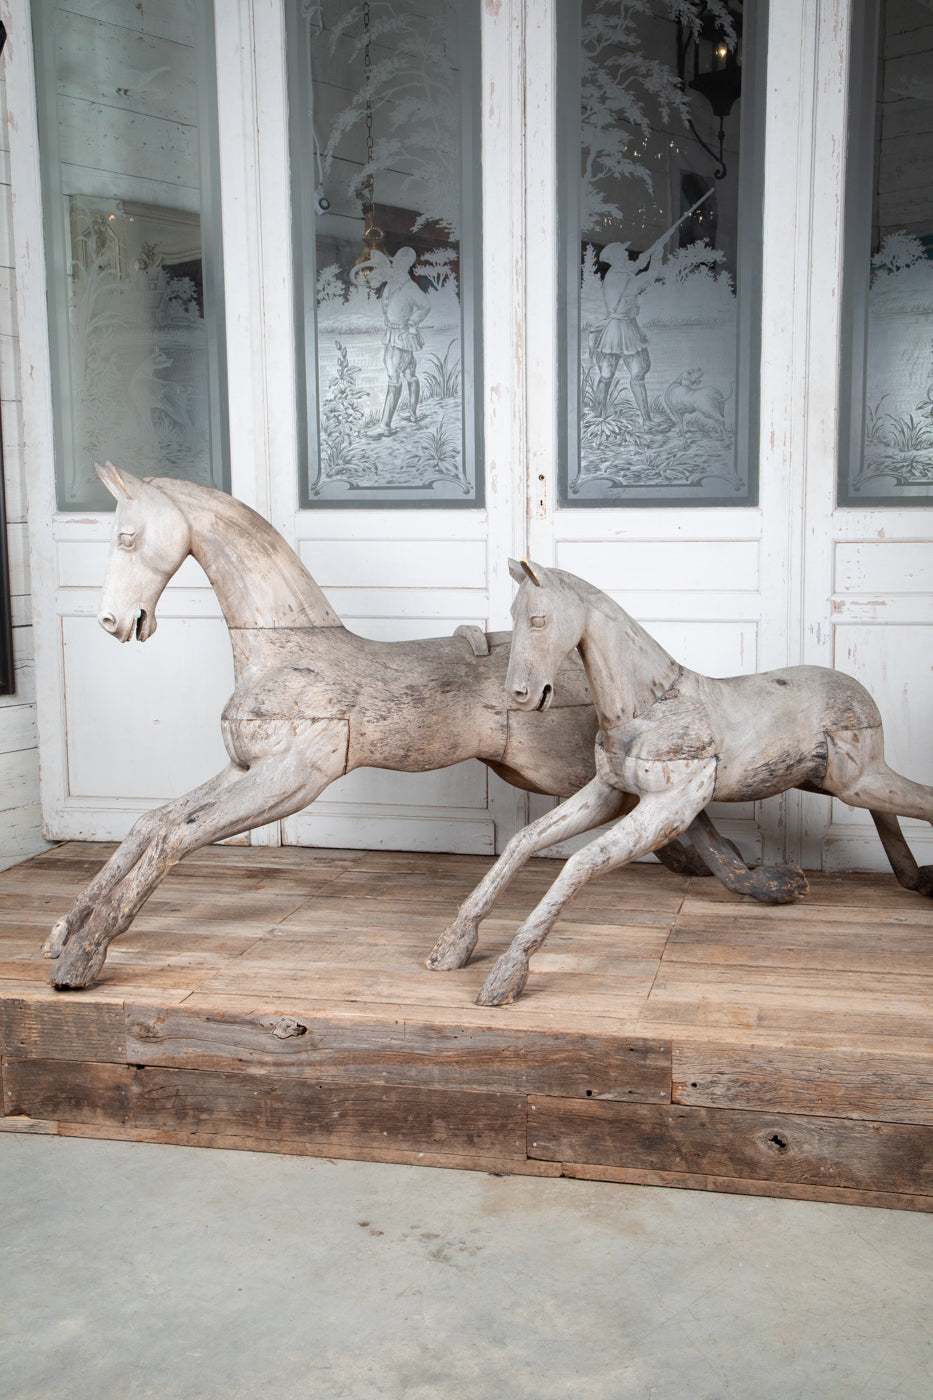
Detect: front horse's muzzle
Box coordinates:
(98, 605, 155, 644)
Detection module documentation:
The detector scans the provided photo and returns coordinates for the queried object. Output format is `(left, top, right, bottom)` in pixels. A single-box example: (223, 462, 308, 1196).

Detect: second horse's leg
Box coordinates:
(477, 763, 717, 1006)
(427, 777, 629, 971)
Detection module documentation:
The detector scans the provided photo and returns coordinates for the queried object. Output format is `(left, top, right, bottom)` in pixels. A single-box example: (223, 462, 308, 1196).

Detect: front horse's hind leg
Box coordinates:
(50, 719, 349, 989)
(477, 761, 717, 1007)
(687, 811, 808, 904)
(427, 777, 630, 971)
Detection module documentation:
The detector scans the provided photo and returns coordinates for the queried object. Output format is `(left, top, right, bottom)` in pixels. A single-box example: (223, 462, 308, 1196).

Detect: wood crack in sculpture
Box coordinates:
(432, 559, 933, 1007)
(45, 466, 799, 990)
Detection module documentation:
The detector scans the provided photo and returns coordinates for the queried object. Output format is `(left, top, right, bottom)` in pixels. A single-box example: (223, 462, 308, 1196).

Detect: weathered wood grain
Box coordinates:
(556, 1163, 933, 1213)
(4, 847, 933, 1208)
(1, 997, 125, 1062)
(526, 1097, 933, 1195)
(124, 1003, 671, 1102)
(4, 1058, 528, 1160)
(672, 1042, 933, 1124)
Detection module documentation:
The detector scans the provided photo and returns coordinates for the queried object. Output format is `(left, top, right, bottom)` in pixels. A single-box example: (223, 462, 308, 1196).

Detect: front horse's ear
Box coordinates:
(95, 461, 139, 501)
(520, 558, 545, 587)
(508, 558, 526, 586)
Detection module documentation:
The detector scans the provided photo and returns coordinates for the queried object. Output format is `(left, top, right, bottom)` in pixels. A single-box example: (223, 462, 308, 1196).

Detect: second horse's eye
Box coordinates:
(117, 532, 136, 550)
(530, 615, 547, 629)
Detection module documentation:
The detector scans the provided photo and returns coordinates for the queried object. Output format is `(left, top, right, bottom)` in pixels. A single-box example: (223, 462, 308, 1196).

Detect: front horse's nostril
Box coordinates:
(510, 684, 529, 702)
(99, 612, 118, 633)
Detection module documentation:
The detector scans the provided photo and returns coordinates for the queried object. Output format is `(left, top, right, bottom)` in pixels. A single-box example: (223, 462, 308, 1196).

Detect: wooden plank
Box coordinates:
(0, 997, 125, 1062)
(50, 1119, 563, 1176)
(637, 966, 933, 1044)
(175, 992, 645, 1038)
(4, 1059, 135, 1124)
(557, 1163, 933, 1213)
(672, 1042, 933, 1124)
(124, 1004, 671, 1102)
(663, 922, 933, 976)
(0, 1116, 59, 1135)
(526, 1097, 933, 1196)
(3, 1059, 528, 1161)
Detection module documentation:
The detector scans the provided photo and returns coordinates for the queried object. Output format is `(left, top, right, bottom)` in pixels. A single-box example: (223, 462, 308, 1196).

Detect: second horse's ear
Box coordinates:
(520, 558, 544, 587)
(95, 461, 140, 501)
(508, 558, 525, 585)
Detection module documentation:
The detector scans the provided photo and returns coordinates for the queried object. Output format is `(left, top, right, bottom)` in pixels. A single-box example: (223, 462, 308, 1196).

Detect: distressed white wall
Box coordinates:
(0, 65, 48, 870)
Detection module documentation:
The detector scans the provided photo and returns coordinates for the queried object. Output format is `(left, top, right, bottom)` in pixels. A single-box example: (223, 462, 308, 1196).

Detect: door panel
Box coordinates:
(62, 614, 233, 805)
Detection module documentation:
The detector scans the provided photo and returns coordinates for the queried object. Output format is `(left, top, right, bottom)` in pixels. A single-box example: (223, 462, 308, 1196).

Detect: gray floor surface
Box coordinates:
(2, 1132, 931, 1400)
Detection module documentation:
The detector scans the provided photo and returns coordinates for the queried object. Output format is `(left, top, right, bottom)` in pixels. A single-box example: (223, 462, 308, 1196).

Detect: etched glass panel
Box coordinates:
(559, 0, 764, 506)
(840, 1, 933, 505)
(33, 0, 227, 510)
(290, 1, 482, 507)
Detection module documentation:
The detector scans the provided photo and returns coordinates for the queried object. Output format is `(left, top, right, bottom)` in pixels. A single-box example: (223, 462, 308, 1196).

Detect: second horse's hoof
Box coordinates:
(476, 953, 529, 1007)
(426, 921, 478, 971)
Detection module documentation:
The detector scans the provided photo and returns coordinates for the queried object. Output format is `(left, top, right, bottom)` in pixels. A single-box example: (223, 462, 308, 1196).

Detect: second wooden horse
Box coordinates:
(429, 559, 933, 1005)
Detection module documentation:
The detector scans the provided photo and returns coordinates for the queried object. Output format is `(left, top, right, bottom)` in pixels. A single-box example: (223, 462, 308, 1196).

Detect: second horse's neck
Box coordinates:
(574, 587, 682, 730)
(154, 479, 341, 631)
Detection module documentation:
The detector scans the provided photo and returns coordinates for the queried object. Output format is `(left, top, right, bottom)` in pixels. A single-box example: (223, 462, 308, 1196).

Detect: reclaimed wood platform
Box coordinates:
(2, 841, 933, 1211)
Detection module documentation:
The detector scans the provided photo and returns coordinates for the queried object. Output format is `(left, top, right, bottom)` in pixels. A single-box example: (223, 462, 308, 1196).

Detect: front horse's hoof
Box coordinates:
(42, 916, 73, 959)
(426, 920, 479, 971)
(747, 863, 809, 905)
(49, 939, 108, 991)
(476, 952, 529, 1007)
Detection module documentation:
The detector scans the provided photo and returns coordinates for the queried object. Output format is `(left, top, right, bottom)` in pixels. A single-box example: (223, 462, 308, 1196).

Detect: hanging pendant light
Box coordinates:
(676, 4, 742, 181)
(353, 0, 386, 278)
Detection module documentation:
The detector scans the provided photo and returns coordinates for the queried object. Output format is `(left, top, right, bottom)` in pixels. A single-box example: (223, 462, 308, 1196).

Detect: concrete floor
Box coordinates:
(1, 1134, 931, 1400)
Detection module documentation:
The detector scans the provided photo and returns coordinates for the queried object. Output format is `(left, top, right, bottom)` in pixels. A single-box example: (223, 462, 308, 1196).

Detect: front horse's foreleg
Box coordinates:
(50, 719, 349, 989)
(43, 767, 250, 959)
(427, 777, 629, 971)
(686, 811, 808, 904)
(477, 761, 717, 1007)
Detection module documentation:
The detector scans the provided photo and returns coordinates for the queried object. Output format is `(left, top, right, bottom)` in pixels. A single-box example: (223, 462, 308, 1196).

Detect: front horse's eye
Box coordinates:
(117, 531, 136, 551)
(530, 615, 547, 629)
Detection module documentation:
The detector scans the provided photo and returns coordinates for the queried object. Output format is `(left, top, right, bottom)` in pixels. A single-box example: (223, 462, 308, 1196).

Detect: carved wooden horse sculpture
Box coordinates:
(430, 559, 933, 1006)
(45, 466, 787, 989)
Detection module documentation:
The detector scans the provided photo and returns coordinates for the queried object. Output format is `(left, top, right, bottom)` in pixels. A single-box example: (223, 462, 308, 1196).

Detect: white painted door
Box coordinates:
(12, 0, 933, 872)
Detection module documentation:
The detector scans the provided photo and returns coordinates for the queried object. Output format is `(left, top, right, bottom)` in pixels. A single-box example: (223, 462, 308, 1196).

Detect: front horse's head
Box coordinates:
(95, 462, 191, 643)
(506, 559, 586, 712)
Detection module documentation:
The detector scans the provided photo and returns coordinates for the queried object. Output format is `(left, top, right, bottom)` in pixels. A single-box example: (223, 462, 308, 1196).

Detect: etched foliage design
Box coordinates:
(301, 0, 478, 504)
(569, 0, 750, 504)
(37, 0, 224, 509)
(67, 201, 213, 502)
(845, 3, 933, 502)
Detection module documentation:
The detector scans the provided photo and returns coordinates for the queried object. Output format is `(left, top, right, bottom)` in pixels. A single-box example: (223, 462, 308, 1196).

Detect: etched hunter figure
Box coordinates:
(354, 247, 430, 438)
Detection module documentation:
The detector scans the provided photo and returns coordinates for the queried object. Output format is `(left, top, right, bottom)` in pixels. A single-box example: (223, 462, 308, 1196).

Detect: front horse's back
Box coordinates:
(95, 462, 192, 644)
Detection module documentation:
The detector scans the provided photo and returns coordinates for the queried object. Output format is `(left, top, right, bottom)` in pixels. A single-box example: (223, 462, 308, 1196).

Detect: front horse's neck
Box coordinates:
(151, 479, 341, 630)
(566, 575, 681, 728)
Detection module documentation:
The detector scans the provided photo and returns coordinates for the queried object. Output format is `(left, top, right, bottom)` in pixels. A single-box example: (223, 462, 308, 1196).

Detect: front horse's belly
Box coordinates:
(221, 666, 356, 767)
